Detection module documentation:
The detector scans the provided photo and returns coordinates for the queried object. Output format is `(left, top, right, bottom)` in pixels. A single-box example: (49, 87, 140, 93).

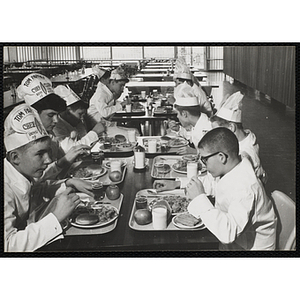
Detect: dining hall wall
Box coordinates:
(223, 46, 295, 108)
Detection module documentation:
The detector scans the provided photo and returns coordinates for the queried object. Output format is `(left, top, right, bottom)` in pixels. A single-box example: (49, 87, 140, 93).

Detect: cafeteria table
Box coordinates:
(50, 68, 94, 85)
(37, 156, 218, 253)
(126, 81, 219, 95)
(132, 73, 207, 82)
(112, 113, 175, 136)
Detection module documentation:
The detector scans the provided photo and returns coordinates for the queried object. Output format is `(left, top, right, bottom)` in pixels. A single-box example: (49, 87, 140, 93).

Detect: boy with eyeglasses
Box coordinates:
(155, 127, 277, 250)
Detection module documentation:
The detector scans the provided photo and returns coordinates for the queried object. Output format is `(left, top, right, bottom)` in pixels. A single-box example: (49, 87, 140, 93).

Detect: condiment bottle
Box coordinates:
(134, 145, 146, 172)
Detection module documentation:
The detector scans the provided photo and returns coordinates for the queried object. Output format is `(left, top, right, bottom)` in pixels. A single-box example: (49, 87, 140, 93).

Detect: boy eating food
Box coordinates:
(186, 127, 277, 250)
(4, 104, 93, 252)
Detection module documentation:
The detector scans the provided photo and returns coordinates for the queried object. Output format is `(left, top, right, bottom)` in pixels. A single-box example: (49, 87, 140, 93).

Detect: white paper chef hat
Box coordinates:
(110, 66, 129, 82)
(4, 103, 49, 152)
(216, 91, 244, 122)
(92, 65, 107, 79)
(173, 82, 199, 106)
(173, 57, 192, 81)
(16, 73, 54, 106)
(54, 85, 81, 106)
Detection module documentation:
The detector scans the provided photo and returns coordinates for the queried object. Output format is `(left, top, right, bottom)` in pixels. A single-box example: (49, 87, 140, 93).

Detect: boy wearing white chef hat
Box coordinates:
(87, 65, 140, 140)
(4, 103, 86, 252)
(53, 85, 106, 147)
(172, 82, 212, 154)
(210, 91, 267, 183)
(173, 57, 213, 117)
(17, 73, 92, 180)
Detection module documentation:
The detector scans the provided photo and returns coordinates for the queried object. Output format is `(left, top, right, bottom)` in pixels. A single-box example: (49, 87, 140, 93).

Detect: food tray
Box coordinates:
(68, 159, 127, 185)
(65, 193, 124, 236)
(91, 141, 134, 157)
(151, 155, 206, 179)
(114, 109, 145, 116)
(138, 136, 180, 156)
(128, 189, 204, 231)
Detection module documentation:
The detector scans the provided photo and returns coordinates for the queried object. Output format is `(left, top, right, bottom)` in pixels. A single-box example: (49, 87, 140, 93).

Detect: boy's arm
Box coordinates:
(4, 185, 62, 252)
(188, 186, 255, 244)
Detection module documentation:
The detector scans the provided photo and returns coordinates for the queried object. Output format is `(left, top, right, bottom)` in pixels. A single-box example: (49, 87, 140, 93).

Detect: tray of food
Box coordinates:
(153, 106, 176, 115)
(128, 189, 205, 231)
(151, 155, 206, 179)
(139, 136, 188, 155)
(68, 159, 127, 185)
(64, 192, 124, 236)
(91, 134, 135, 156)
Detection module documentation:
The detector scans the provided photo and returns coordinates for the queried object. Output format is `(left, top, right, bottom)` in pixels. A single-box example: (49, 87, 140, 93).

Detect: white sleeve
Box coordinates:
(177, 173, 216, 196)
(5, 204, 62, 253)
(188, 189, 255, 244)
(93, 92, 123, 118)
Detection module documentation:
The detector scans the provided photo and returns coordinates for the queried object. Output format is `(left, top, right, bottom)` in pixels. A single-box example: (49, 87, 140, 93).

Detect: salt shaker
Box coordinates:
(134, 145, 146, 172)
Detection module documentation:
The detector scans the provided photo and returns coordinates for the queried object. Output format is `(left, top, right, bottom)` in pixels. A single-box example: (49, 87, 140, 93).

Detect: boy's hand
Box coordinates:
(153, 180, 180, 192)
(186, 176, 206, 199)
(64, 144, 91, 163)
(66, 178, 94, 197)
(92, 121, 106, 135)
(52, 187, 81, 223)
(176, 146, 196, 155)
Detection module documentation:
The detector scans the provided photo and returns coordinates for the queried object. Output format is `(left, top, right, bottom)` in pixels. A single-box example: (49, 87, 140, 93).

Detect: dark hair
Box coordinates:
(198, 127, 239, 156)
(210, 115, 243, 130)
(102, 70, 111, 80)
(174, 104, 201, 117)
(31, 94, 67, 113)
(68, 100, 88, 111)
(177, 78, 193, 86)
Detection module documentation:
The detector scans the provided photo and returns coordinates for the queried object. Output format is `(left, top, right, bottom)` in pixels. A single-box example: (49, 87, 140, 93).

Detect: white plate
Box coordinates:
(171, 161, 206, 175)
(172, 213, 206, 230)
(103, 160, 127, 169)
(167, 138, 189, 148)
(72, 166, 107, 180)
(70, 204, 119, 229)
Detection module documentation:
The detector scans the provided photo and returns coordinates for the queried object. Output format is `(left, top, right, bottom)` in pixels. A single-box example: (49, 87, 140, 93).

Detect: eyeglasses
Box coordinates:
(200, 151, 228, 165)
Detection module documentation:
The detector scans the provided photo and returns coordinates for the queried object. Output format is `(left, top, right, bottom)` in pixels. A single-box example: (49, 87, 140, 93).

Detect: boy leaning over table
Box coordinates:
(16, 73, 105, 181)
(154, 127, 277, 250)
(169, 81, 212, 155)
(4, 104, 94, 252)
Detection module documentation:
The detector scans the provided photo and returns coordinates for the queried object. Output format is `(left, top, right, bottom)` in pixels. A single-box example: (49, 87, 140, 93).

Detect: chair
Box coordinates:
(271, 190, 296, 250)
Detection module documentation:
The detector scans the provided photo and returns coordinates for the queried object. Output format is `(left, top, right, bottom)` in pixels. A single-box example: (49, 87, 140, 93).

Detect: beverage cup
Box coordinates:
(126, 104, 132, 112)
(152, 205, 167, 230)
(187, 161, 198, 179)
(110, 160, 122, 173)
(148, 139, 157, 153)
(91, 152, 101, 164)
(136, 197, 148, 210)
(127, 130, 136, 143)
(141, 91, 146, 99)
(92, 182, 104, 201)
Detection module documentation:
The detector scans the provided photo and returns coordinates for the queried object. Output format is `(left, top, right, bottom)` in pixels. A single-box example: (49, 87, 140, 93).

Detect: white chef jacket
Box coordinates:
(87, 81, 122, 126)
(192, 83, 212, 115)
(239, 129, 266, 180)
(188, 158, 277, 250)
(4, 158, 66, 252)
(190, 113, 212, 149)
(53, 115, 98, 153)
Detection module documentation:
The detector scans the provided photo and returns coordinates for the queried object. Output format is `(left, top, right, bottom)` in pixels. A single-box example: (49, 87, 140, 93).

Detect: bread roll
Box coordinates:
(75, 213, 99, 225)
(176, 213, 200, 227)
(114, 134, 126, 143)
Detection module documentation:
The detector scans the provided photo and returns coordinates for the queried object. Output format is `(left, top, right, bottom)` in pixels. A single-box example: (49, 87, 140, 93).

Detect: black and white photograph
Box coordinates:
(2, 44, 296, 254)
(1, 0, 299, 298)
